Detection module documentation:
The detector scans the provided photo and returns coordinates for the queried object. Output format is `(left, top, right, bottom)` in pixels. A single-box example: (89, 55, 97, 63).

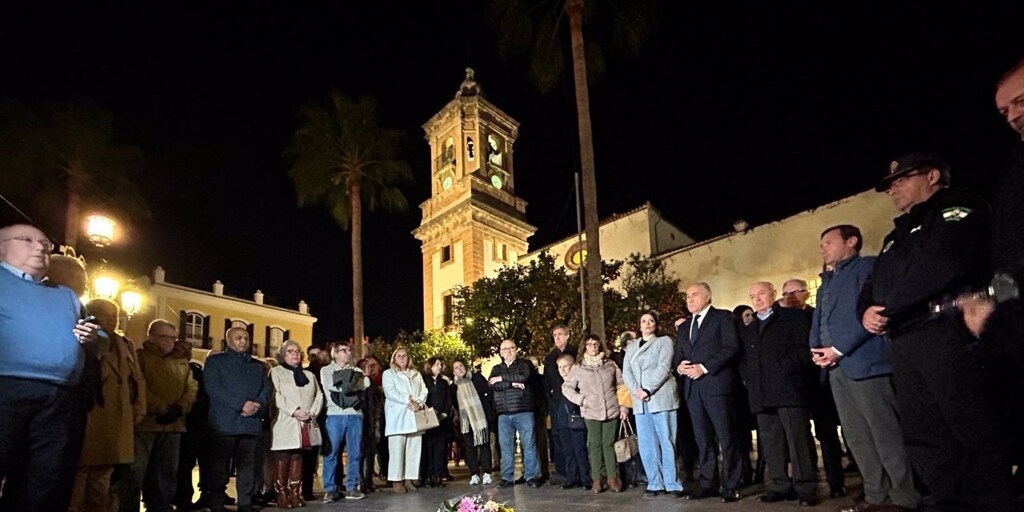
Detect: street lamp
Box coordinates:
(85, 214, 116, 247)
(120, 280, 143, 319)
(93, 270, 120, 300)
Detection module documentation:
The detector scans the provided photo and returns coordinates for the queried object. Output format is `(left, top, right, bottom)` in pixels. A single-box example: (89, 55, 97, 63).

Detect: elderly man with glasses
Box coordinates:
(0, 222, 101, 511)
(489, 339, 542, 488)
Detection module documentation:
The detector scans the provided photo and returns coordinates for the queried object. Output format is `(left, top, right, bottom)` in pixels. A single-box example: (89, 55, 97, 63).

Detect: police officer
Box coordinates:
(858, 153, 1016, 511)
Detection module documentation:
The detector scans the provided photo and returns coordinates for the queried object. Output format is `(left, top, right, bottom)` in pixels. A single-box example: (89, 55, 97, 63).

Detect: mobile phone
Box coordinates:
(80, 315, 97, 324)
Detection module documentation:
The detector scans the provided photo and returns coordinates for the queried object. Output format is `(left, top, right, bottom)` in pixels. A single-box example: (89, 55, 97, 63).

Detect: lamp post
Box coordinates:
(120, 280, 144, 320)
(85, 214, 116, 247)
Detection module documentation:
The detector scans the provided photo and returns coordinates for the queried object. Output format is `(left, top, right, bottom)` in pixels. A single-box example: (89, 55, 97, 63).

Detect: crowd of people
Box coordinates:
(2, 56, 1024, 512)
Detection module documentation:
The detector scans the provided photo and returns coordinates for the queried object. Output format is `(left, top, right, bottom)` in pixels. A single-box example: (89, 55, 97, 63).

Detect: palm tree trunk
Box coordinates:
(65, 166, 84, 248)
(350, 173, 365, 359)
(566, 0, 605, 341)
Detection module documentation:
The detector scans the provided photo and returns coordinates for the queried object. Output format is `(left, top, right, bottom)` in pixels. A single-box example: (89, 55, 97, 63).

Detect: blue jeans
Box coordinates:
(634, 405, 683, 492)
(498, 412, 539, 482)
(322, 414, 363, 492)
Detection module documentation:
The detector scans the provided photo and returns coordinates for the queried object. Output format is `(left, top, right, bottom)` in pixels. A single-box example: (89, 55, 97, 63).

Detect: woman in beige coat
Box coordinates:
(269, 340, 323, 508)
(562, 334, 629, 493)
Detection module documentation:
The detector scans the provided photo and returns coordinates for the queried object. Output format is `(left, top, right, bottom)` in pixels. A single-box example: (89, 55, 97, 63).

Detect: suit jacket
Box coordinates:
(810, 253, 893, 380)
(739, 306, 814, 413)
(622, 335, 679, 414)
(673, 306, 742, 397)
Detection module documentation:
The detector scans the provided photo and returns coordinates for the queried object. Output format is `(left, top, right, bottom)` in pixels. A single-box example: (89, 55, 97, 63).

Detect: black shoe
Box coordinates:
(561, 482, 581, 490)
(548, 474, 566, 486)
(526, 479, 541, 488)
(643, 490, 664, 497)
(668, 490, 686, 498)
(721, 489, 741, 503)
(224, 495, 236, 506)
(686, 487, 719, 500)
(514, 477, 526, 485)
(799, 497, 819, 506)
(830, 487, 847, 499)
(759, 490, 798, 503)
(499, 480, 515, 488)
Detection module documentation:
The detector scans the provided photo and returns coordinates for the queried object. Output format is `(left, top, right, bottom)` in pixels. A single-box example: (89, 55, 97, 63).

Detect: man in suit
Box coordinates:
(673, 283, 743, 503)
(810, 225, 917, 512)
(740, 282, 818, 506)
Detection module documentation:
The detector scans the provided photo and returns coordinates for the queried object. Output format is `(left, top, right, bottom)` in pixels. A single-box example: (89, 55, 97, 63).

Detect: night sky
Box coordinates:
(2, 2, 1023, 344)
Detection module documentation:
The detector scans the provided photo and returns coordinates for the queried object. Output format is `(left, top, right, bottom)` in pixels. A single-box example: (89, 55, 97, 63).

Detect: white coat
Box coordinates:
(382, 367, 428, 436)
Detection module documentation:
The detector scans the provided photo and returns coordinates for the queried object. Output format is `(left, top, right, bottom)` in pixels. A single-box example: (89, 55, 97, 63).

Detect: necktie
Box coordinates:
(691, 314, 701, 341)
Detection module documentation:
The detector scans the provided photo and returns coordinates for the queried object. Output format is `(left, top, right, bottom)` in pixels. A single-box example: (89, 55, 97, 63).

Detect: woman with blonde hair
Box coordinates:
(382, 346, 428, 493)
(269, 340, 323, 508)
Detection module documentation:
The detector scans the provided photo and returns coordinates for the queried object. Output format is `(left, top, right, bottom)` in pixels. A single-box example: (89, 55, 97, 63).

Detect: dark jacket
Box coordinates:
(858, 188, 991, 335)
(203, 349, 271, 436)
(451, 371, 498, 428)
(425, 374, 454, 427)
(739, 305, 814, 413)
(673, 306, 742, 397)
(992, 144, 1024, 275)
(489, 358, 534, 415)
(810, 253, 893, 380)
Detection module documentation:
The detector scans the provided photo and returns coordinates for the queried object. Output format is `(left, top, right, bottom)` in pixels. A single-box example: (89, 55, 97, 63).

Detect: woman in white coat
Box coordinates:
(382, 346, 428, 493)
(269, 340, 324, 508)
(622, 311, 682, 497)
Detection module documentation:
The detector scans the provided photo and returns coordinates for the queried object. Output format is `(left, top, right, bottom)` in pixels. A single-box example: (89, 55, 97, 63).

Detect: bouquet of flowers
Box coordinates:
(438, 494, 515, 512)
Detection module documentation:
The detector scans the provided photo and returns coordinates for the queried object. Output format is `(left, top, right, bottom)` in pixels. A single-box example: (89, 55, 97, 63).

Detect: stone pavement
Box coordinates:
(194, 462, 865, 512)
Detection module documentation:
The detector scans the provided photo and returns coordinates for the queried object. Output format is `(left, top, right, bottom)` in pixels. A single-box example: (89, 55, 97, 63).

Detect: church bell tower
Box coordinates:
(412, 68, 536, 330)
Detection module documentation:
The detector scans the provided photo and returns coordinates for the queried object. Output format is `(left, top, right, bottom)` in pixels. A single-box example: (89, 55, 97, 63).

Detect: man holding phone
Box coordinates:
(0, 222, 101, 511)
(810, 225, 917, 512)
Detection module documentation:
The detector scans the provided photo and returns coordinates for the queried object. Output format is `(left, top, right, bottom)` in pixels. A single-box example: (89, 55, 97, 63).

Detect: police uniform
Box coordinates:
(858, 154, 1016, 511)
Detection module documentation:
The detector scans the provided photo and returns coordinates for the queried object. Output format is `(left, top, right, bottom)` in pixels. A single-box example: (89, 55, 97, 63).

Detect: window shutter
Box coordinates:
(221, 319, 232, 352)
(202, 315, 211, 349)
(179, 311, 187, 338)
(246, 324, 255, 356)
(264, 326, 273, 358)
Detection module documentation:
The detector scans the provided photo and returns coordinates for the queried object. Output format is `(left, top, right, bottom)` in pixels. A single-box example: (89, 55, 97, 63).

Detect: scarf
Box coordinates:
(454, 374, 489, 446)
(281, 361, 310, 387)
(582, 353, 604, 367)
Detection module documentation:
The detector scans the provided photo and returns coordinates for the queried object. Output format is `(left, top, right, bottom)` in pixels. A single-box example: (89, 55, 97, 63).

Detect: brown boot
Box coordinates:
(275, 458, 292, 509)
(592, 479, 605, 493)
(392, 481, 407, 493)
(289, 456, 305, 507)
(404, 479, 419, 492)
(608, 476, 622, 493)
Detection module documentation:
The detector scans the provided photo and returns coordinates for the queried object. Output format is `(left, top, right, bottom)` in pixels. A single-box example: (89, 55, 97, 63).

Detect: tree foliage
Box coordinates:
(606, 253, 687, 337)
(453, 252, 583, 360)
(366, 329, 474, 372)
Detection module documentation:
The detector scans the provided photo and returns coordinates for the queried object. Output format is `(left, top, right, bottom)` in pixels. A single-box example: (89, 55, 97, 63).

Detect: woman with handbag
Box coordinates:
(622, 312, 683, 497)
(562, 335, 629, 494)
(451, 359, 496, 486)
(421, 357, 453, 487)
(382, 347, 428, 493)
(269, 340, 324, 508)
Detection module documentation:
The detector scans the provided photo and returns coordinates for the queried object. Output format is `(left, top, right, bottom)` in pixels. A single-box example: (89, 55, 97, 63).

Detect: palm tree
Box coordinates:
(0, 99, 147, 247)
(487, 0, 659, 340)
(285, 90, 412, 356)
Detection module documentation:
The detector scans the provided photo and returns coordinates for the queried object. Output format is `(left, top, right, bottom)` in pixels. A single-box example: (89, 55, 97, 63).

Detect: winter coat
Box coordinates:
(562, 359, 624, 421)
(382, 367, 428, 436)
(269, 366, 324, 450)
(136, 340, 198, 433)
(488, 358, 535, 415)
(204, 349, 270, 436)
(79, 334, 146, 466)
(622, 335, 679, 414)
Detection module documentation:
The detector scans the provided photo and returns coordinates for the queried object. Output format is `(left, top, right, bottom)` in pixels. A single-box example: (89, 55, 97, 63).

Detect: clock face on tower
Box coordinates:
(490, 174, 503, 189)
(442, 175, 454, 190)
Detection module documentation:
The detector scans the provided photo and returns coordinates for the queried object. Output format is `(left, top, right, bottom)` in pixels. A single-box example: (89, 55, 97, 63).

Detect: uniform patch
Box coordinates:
(882, 240, 894, 253)
(941, 206, 972, 222)
(910, 225, 922, 234)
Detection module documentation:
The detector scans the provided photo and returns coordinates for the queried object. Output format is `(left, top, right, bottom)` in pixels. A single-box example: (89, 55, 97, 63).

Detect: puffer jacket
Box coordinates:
(137, 340, 198, 432)
(562, 359, 623, 421)
(488, 358, 534, 415)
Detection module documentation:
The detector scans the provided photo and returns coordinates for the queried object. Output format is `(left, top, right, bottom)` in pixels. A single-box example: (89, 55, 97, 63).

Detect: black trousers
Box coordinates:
(891, 319, 1016, 511)
(462, 434, 493, 475)
(809, 375, 845, 492)
(0, 377, 87, 512)
(757, 407, 817, 500)
(687, 390, 743, 492)
(174, 423, 213, 506)
(423, 429, 447, 482)
(556, 426, 591, 485)
(208, 434, 258, 508)
(675, 382, 699, 475)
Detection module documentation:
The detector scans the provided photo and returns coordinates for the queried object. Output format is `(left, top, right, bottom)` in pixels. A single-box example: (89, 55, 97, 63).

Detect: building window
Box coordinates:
(493, 241, 508, 262)
(442, 294, 454, 327)
(184, 313, 205, 348)
(268, 327, 285, 358)
(564, 241, 588, 271)
(441, 244, 453, 264)
(806, 277, 822, 308)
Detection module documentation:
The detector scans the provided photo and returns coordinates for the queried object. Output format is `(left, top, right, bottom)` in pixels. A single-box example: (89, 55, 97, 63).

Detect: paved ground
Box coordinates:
(190, 461, 864, 511)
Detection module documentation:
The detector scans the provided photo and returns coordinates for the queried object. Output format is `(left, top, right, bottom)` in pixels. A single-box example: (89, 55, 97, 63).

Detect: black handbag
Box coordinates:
(564, 403, 586, 430)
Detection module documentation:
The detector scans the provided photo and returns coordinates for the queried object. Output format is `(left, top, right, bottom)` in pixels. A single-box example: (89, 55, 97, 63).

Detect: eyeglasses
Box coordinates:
(500, 347, 516, 352)
(2, 236, 54, 252)
(781, 289, 807, 298)
(585, 341, 600, 347)
(889, 171, 926, 188)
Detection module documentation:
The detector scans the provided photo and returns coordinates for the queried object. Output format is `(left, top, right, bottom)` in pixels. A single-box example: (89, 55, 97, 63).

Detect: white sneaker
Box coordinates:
(482, 473, 492, 485)
(470, 475, 481, 485)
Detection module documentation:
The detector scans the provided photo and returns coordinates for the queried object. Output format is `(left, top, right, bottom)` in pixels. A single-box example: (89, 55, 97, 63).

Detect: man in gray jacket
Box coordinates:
(320, 341, 369, 502)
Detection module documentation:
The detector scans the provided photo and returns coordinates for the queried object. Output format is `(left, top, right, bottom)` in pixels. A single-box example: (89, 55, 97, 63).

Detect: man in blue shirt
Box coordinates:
(0, 223, 100, 511)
